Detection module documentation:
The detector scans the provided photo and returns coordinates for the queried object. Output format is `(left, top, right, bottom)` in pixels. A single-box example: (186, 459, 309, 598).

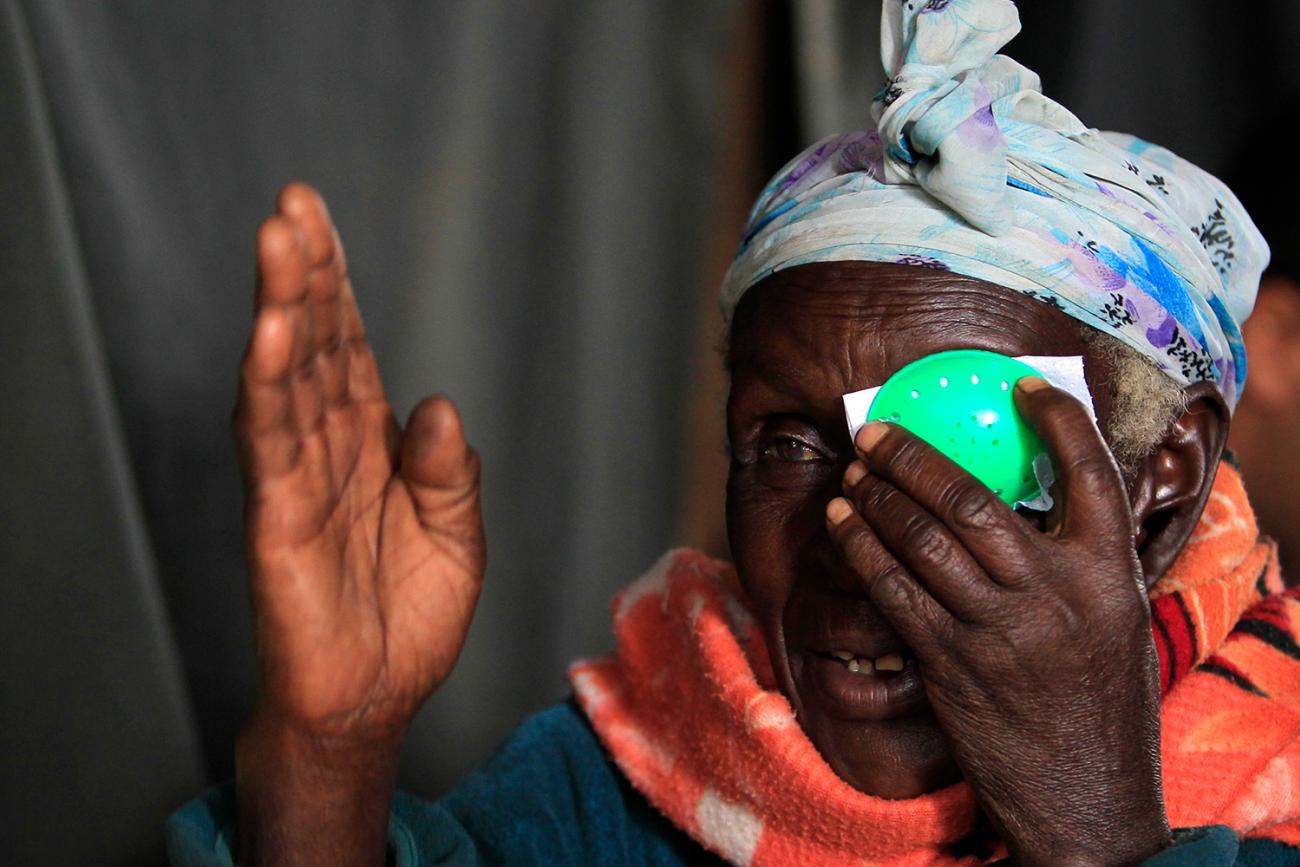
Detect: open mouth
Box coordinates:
(799, 646, 926, 721)
(786, 589, 927, 721)
(814, 649, 910, 677)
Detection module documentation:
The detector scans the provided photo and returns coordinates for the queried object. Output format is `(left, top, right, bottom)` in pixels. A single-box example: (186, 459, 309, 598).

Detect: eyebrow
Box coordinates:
(737, 353, 815, 398)
(735, 352, 860, 431)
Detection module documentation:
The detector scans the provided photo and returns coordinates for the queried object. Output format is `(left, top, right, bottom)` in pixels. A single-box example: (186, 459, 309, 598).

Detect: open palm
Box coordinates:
(233, 184, 484, 743)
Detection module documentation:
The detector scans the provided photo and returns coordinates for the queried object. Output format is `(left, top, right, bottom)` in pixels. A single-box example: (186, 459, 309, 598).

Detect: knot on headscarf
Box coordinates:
(872, 0, 1069, 235)
(721, 0, 1269, 408)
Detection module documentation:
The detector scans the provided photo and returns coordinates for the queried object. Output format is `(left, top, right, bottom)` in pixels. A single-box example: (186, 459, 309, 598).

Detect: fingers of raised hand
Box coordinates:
(235, 307, 298, 479)
(1013, 377, 1131, 542)
(234, 337, 332, 501)
(273, 184, 348, 379)
(825, 497, 951, 652)
(252, 208, 324, 432)
(256, 216, 309, 307)
(842, 467, 997, 619)
(278, 183, 337, 270)
(279, 183, 387, 408)
(280, 185, 345, 357)
(854, 422, 1034, 576)
(240, 188, 348, 483)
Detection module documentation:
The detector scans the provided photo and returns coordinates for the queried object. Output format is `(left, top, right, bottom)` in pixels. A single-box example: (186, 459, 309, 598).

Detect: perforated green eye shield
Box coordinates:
(843, 350, 1095, 508)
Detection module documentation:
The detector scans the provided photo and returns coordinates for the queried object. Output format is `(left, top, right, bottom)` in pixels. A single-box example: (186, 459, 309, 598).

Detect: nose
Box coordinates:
(810, 512, 874, 598)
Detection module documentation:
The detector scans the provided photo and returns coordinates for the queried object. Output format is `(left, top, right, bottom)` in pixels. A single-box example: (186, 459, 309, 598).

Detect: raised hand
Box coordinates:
(827, 377, 1169, 866)
(232, 184, 485, 866)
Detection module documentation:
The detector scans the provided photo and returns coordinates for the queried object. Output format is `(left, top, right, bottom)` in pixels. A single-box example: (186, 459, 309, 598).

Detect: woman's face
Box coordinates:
(725, 261, 1114, 798)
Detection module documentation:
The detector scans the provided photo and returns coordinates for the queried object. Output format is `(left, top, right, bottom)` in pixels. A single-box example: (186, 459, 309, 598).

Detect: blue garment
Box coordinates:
(166, 701, 717, 867)
(166, 700, 1299, 866)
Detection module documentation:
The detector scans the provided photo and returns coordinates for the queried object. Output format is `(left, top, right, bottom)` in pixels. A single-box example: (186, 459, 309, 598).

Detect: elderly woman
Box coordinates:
(170, 2, 1300, 865)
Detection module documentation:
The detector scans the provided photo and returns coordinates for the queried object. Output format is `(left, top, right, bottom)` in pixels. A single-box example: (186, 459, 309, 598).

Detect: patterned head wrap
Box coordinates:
(720, 0, 1268, 407)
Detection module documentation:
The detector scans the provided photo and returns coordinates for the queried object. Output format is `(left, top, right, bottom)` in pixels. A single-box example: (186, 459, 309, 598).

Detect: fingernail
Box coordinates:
(855, 422, 887, 453)
(843, 460, 867, 489)
(1016, 375, 1049, 393)
(826, 497, 853, 526)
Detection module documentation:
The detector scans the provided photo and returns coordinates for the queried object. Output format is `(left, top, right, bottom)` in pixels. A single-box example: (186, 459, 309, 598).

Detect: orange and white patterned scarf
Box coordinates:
(570, 464, 1298, 865)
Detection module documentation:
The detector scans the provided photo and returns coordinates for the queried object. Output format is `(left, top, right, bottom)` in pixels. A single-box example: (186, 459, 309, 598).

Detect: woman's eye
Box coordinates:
(761, 437, 822, 463)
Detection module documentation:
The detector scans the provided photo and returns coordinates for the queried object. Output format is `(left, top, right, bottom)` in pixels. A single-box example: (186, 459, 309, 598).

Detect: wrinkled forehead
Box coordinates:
(727, 262, 1086, 398)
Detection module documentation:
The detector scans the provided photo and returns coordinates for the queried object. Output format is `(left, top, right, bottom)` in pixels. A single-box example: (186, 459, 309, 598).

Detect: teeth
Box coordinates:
(875, 653, 904, 672)
(827, 650, 905, 674)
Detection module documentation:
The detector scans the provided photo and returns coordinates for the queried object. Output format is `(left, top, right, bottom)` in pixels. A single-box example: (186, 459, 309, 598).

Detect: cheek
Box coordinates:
(726, 469, 833, 622)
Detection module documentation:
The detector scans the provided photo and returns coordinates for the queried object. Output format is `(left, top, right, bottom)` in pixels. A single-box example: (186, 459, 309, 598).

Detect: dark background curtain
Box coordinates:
(2, 2, 733, 862)
(3, 2, 1297, 864)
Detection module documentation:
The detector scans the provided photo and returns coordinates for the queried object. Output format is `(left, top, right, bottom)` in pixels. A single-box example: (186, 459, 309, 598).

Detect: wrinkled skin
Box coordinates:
(233, 185, 485, 866)
(237, 187, 1227, 865)
(726, 261, 1228, 865)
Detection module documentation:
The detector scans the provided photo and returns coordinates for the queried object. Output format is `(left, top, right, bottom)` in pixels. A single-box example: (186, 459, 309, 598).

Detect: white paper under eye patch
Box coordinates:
(840, 355, 1098, 512)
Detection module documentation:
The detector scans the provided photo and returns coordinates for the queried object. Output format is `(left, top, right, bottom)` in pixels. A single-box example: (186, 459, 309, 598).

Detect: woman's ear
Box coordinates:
(1129, 382, 1230, 588)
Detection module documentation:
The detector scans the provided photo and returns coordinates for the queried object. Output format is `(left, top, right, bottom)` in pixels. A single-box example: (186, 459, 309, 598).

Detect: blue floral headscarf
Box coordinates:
(720, 0, 1268, 408)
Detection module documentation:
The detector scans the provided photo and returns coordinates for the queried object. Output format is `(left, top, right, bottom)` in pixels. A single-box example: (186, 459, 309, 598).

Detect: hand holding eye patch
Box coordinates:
(827, 377, 1170, 866)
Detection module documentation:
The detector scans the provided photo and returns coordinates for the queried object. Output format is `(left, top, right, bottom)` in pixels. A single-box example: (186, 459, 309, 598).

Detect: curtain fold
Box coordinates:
(0, 3, 204, 864)
(2, 2, 732, 862)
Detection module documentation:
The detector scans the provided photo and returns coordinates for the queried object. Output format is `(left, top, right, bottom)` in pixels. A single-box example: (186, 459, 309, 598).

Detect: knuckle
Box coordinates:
(856, 478, 893, 515)
(1069, 453, 1120, 494)
(868, 571, 909, 613)
(899, 516, 950, 565)
(884, 435, 929, 479)
(835, 521, 873, 563)
(941, 479, 1002, 532)
(871, 568, 913, 611)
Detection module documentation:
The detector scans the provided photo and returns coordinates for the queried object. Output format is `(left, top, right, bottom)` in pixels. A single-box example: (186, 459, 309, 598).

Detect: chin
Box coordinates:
(794, 702, 960, 798)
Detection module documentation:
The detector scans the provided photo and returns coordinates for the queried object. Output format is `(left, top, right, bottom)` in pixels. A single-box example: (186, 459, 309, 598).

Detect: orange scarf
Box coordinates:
(569, 464, 1298, 865)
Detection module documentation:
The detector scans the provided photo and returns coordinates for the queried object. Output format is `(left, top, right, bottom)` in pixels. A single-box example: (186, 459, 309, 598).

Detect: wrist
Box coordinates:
(238, 707, 406, 777)
(235, 714, 404, 867)
(1008, 811, 1171, 867)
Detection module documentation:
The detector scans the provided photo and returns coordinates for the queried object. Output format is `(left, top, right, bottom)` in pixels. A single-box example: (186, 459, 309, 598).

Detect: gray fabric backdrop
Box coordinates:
(4, 2, 1299, 864)
(2, 2, 730, 863)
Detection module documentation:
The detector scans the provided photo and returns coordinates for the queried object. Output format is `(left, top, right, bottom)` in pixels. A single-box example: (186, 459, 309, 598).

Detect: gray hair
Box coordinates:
(1083, 329, 1189, 478)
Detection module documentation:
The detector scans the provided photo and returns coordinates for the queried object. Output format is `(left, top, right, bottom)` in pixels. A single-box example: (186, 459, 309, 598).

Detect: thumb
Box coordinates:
(400, 396, 482, 535)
